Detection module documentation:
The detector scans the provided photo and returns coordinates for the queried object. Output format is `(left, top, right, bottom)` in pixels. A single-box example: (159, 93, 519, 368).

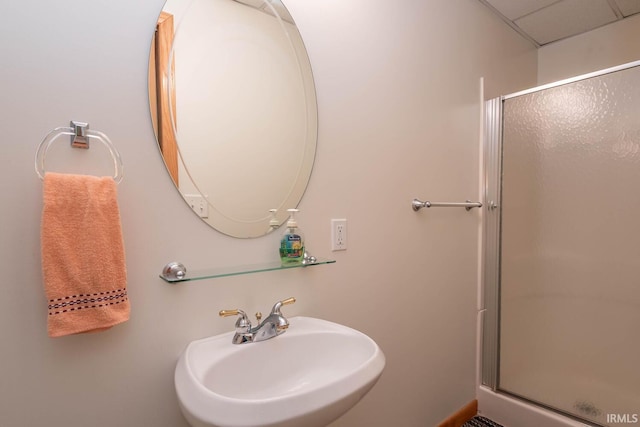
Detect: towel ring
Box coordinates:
(35, 122, 124, 183)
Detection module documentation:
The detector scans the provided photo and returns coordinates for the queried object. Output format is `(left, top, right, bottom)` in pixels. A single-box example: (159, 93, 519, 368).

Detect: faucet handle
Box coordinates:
(270, 297, 296, 315)
(219, 309, 241, 317)
(219, 309, 251, 333)
(281, 297, 296, 306)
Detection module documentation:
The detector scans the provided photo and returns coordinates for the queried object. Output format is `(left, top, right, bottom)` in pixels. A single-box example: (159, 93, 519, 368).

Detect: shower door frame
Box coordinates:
(480, 59, 640, 424)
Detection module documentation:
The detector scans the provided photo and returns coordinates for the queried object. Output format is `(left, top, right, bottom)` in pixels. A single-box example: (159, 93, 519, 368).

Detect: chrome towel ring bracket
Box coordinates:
(35, 121, 124, 183)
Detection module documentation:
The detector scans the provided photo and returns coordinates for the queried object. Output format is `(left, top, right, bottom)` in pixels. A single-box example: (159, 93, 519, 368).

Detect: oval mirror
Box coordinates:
(148, 0, 317, 238)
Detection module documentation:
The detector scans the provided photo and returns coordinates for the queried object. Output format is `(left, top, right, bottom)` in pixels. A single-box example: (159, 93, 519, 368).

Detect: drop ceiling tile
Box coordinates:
(614, 0, 640, 17)
(485, 0, 558, 20)
(514, 0, 618, 45)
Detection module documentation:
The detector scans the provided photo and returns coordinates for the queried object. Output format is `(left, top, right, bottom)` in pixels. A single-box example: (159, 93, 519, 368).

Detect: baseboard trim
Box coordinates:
(437, 399, 478, 427)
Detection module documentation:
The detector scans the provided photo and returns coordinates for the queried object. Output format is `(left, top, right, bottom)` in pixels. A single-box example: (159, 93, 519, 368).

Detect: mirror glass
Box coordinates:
(149, 0, 317, 238)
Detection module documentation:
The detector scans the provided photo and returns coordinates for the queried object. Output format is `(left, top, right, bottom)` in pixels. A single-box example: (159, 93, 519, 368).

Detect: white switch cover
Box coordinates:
(331, 219, 347, 251)
(184, 194, 209, 218)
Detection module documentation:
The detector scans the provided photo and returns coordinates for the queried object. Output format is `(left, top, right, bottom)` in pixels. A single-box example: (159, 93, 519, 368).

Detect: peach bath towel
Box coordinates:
(41, 172, 129, 337)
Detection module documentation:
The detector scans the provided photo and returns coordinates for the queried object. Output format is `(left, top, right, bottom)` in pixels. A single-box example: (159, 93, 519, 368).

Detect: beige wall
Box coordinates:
(538, 13, 640, 84)
(0, 0, 536, 426)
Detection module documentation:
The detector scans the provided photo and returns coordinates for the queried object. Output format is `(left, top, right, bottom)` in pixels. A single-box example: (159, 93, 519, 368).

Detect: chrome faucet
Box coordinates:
(219, 297, 296, 344)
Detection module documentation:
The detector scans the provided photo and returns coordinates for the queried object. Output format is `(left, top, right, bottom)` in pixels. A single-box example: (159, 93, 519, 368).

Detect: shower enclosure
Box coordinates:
(481, 61, 640, 427)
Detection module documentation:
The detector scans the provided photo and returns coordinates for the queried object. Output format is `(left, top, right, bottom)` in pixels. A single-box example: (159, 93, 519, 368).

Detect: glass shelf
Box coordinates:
(160, 258, 336, 283)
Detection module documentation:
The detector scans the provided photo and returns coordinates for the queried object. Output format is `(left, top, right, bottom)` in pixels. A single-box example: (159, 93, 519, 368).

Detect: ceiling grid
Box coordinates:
(477, 0, 640, 46)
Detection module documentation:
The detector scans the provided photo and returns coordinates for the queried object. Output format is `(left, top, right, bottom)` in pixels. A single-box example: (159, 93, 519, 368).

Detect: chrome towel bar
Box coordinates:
(412, 198, 482, 211)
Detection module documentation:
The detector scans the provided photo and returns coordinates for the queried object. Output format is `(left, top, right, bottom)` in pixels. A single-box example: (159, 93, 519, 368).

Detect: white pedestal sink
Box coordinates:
(175, 316, 385, 427)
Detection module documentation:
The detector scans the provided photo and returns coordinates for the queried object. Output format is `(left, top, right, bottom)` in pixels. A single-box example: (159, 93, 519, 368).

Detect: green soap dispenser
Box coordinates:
(279, 209, 304, 265)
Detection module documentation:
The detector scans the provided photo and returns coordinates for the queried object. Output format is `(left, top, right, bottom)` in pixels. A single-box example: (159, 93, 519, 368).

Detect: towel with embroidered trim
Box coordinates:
(41, 172, 129, 337)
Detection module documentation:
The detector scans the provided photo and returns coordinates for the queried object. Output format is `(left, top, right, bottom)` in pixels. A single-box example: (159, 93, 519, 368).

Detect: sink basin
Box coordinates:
(175, 316, 385, 427)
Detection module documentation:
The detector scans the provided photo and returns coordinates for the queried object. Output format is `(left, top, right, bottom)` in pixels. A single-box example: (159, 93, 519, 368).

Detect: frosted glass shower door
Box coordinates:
(498, 63, 640, 426)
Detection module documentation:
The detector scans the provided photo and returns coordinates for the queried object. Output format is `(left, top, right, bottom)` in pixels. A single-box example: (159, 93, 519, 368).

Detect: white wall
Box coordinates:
(0, 1, 536, 426)
(538, 13, 640, 84)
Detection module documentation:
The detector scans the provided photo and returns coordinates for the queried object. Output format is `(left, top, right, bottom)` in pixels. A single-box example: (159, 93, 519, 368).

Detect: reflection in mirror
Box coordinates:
(149, 0, 317, 238)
